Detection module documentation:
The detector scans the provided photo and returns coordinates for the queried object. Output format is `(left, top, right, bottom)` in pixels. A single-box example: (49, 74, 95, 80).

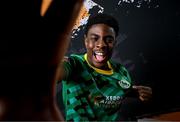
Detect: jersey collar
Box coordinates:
(84, 53, 113, 75)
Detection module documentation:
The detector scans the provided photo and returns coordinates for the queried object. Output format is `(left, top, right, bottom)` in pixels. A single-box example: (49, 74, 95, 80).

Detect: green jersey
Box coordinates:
(59, 54, 132, 121)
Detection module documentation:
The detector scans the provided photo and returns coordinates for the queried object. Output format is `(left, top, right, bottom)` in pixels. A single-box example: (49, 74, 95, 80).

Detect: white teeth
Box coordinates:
(95, 52, 104, 56)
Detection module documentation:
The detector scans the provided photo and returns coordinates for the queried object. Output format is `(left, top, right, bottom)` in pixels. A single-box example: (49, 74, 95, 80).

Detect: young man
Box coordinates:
(57, 13, 152, 121)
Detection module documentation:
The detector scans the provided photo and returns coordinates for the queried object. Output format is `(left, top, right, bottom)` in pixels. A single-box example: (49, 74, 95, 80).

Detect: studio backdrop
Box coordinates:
(62, 0, 180, 116)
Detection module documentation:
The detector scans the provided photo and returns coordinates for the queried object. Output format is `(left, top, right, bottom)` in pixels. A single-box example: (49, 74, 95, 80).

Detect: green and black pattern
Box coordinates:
(60, 54, 132, 121)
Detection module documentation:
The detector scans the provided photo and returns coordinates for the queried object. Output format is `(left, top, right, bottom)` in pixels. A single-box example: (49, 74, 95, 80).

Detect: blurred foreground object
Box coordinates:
(0, 0, 83, 120)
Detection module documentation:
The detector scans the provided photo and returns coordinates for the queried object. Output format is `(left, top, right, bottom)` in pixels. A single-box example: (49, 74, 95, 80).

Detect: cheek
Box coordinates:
(86, 41, 94, 50)
(108, 44, 114, 50)
(107, 45, 114, 55)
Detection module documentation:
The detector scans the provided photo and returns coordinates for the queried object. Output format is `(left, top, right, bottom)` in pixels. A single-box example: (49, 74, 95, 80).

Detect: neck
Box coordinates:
(84, 54, 113, 75)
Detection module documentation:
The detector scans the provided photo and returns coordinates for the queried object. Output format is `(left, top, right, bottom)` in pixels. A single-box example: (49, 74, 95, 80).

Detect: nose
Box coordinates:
(96, 39, 107, 48)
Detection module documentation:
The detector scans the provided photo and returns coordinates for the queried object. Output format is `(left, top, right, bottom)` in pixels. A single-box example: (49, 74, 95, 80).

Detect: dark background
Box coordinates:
(66, 0, 180, 116)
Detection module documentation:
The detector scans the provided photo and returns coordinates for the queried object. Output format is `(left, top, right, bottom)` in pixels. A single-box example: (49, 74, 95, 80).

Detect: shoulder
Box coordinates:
(61, 54, 85, 80)
(110, 60, 124, 70)
(110, 60, 130, 75)
(70, 54, 84, 61)
(63, 54, 85, 67)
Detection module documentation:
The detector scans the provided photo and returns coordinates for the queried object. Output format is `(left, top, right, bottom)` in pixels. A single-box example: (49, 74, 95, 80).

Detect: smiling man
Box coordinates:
(85, 24, 115, 70)
(57, 13, 152, 121)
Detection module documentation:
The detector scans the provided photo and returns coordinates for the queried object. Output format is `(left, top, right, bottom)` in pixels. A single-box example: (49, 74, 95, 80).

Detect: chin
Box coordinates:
(93, 61, 107, 69)
(90, 54, 109, 69)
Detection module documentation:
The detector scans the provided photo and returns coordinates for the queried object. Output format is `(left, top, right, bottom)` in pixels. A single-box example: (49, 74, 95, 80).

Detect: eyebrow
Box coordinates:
(89, 33, 99, 37)
(89, 33, 114, 38)
(104, 35, 114, 39)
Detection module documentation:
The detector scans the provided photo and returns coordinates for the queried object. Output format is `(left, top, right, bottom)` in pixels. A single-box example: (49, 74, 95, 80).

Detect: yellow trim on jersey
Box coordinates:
(84, 54, 113, 75)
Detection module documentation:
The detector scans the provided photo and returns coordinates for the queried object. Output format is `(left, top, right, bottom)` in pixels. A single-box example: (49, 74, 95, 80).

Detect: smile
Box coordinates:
(94, 51, 106, 62)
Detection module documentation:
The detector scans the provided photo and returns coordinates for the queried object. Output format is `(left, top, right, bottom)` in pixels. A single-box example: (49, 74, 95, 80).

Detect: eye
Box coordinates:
(90, 36, 99, 42)
(105, 37, 114, 43)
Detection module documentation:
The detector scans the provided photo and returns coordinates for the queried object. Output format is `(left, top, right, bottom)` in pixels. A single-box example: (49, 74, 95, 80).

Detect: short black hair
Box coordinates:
(84, 13, 119, 37)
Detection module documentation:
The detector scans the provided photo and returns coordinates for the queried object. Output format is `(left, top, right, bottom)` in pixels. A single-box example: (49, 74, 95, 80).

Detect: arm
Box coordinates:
(55, 56, 72, 83)
(44, 1, 83, 120)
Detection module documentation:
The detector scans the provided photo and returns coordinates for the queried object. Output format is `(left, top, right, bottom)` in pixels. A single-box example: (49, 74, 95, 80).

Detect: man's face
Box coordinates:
(84, 24, 116, 69)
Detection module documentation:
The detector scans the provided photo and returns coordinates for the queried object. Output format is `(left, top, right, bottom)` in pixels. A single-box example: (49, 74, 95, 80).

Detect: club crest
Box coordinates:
(118, 79, 131, 89)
